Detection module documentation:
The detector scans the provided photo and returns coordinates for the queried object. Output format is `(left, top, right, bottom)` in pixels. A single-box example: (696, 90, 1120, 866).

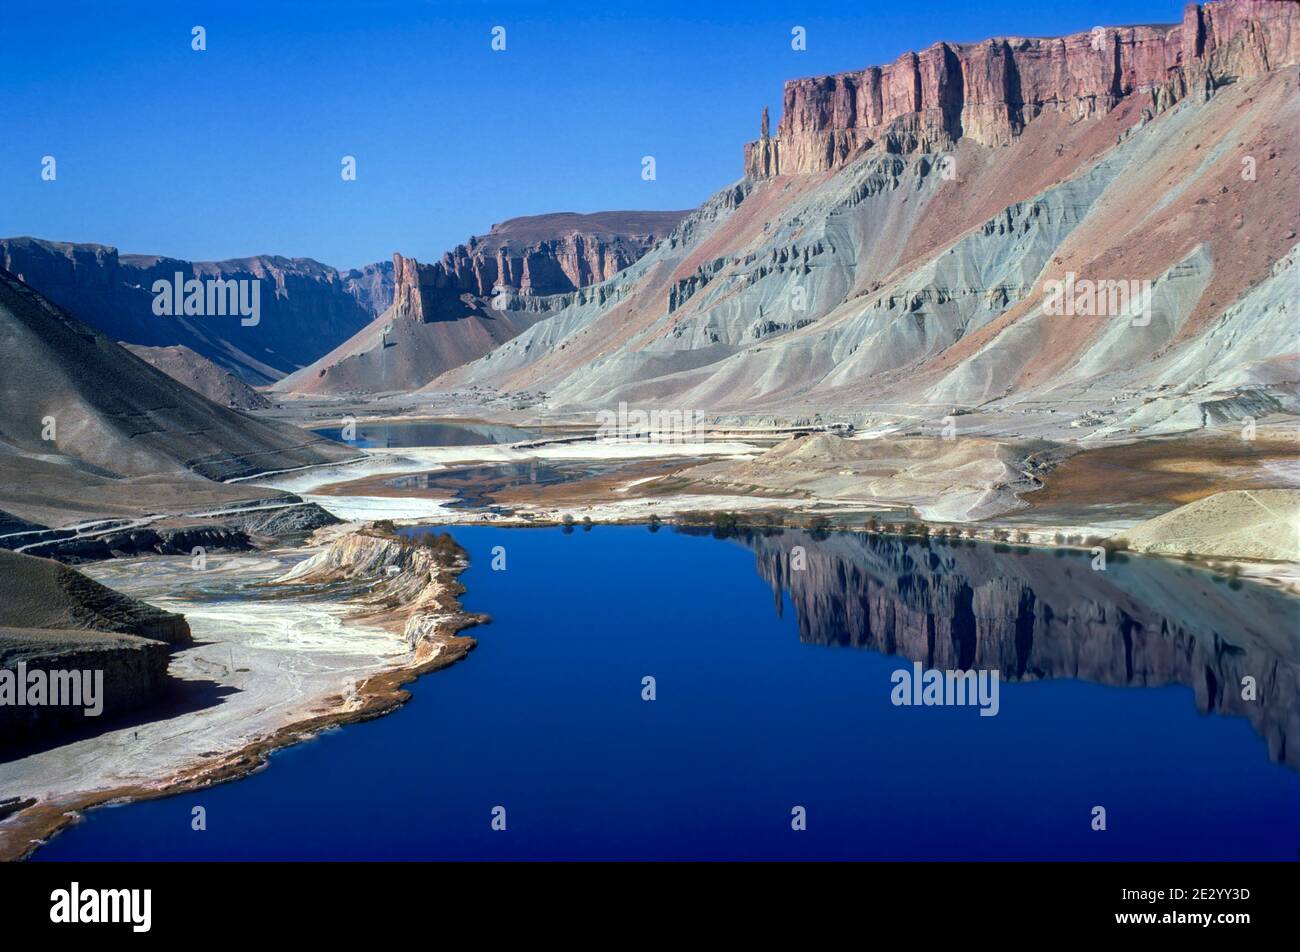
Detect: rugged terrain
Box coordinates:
(0, 524, 481, 861)
(427, 0, 1297, 443)
(0, 268, 357, 528)
(0, 237, 392, 384)
(123, 344, 271, 410)
(0, 548, 191, 745)
(0, 0, 1295, 863)
(274, 211, 689, 395)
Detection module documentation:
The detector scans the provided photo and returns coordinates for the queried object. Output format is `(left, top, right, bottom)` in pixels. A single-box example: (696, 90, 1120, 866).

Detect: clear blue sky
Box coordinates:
(3, 0, 1184, 269)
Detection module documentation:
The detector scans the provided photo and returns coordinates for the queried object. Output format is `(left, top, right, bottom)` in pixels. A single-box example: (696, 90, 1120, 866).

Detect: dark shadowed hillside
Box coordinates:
(0, 268, 357, 488)
(0, 237, 392, 384)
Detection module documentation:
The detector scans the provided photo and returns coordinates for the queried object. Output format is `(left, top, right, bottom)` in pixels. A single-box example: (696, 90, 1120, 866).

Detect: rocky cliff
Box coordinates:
(0, 548, 191, 746)
(276, 211, 687, 394)
(427, 211, 691, 297)
(0, 238, 393, 384)
(434, 0, 1297, 440)
(746, 0, 1300, 176)
(0, 628, 173, 747)
(337, 259, 397, 316)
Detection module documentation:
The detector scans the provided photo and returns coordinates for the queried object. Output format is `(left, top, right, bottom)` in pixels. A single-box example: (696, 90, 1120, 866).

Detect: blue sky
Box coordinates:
(3, 0, 1184, 269)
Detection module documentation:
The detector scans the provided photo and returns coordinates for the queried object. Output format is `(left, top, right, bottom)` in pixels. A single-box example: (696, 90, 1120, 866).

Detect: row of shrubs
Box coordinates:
(381, 514, 1137, 559)
(658, 512, 1143, 552)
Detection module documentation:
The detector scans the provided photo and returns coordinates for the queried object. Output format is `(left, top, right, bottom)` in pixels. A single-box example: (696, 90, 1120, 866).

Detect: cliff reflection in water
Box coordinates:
(736, 530, 1300, 770)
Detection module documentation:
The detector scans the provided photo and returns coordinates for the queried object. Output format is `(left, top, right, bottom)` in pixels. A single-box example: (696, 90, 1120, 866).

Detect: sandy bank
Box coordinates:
(0, 526, 483, 861)
(1116, 490, 1300, 562)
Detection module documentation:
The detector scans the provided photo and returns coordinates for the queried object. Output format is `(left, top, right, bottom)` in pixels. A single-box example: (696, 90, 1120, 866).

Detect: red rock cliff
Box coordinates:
(745, 0, 1300, 177)
(389, 210, 688, 321)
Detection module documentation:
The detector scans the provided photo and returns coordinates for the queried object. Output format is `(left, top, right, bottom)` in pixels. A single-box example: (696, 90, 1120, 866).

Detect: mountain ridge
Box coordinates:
(273, 209, 689, 395)
(425, 0, 1298, 442)
(746, 0, 1299, 176)
(0, 237, 392, 385)
(0, 268, 356, 486)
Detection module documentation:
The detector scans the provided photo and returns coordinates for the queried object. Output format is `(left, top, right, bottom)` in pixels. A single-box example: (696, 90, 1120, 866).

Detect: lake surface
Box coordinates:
(383, 459, 675, 509)
(35, 527, 1300, 860)
(313, 420, 539, 448)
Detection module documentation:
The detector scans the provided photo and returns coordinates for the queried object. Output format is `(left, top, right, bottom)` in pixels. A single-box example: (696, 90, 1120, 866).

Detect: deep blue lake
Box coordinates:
(35, 526, 1300, 860)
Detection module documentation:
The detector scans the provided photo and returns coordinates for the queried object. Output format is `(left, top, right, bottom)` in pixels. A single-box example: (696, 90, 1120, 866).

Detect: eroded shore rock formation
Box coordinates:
(275, 523, 485, 659)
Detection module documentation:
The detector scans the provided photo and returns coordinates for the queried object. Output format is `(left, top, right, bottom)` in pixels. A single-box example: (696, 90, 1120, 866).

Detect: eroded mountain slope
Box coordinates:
(429, 0, 1298, 440)
(275, 210, 688, 395)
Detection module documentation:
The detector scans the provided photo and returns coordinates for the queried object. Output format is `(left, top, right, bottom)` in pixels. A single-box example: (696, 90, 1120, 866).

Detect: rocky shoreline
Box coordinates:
(0, 524, 485, 862)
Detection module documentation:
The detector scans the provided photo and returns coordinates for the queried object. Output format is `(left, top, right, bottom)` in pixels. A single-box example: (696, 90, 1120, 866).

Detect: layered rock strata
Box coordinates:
(0, 549, 191, 745)
(745, 0, 1300, 176)
(276, 211, 688, 394)
(275, 524, 484, 659)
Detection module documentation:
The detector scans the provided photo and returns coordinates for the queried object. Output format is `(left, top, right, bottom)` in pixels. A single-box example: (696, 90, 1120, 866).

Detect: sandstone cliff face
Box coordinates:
(427, 211, 690, 298)
(349, 212, 687, 325)
(745, 0, 1300, 176)
(276, 211, 688, 394)
(0, 237, 392, 384)
(742, 530, 1300, 769)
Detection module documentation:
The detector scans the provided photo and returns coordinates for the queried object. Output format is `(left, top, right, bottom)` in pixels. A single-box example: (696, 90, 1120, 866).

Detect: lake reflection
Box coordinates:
(29, 526, 1300, 860)
(734, 528, 1300, 770)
